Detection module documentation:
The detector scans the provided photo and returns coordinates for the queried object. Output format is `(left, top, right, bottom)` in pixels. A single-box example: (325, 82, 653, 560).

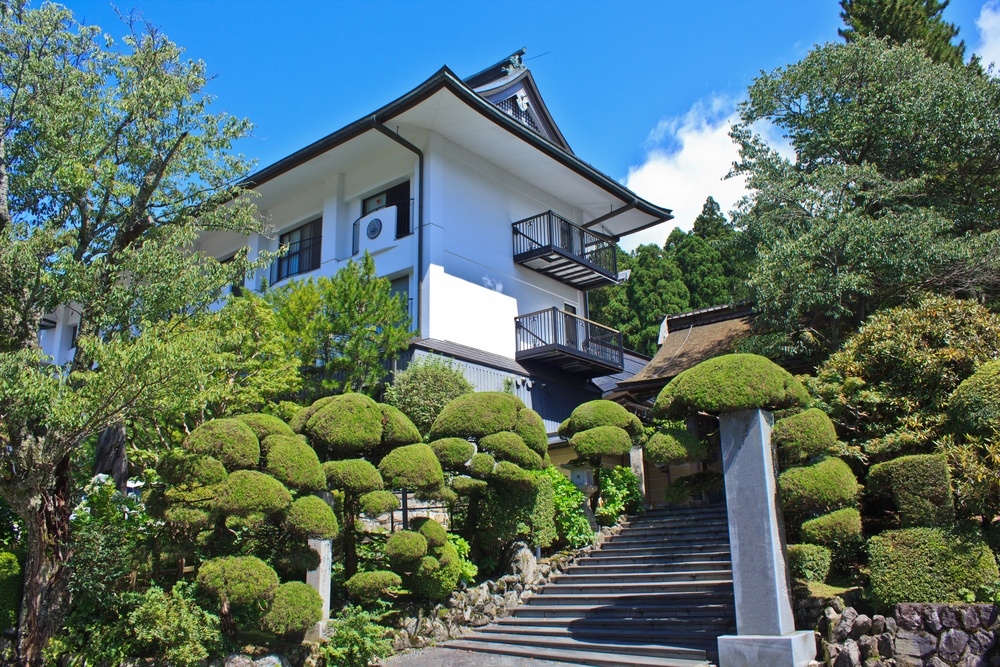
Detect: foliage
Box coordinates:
(664, 471, 724, 505)
(409, 543, 462, 601)
(235, 413, 296, 444)
(948, 360, 1000, 437)
(378, 404, 423, 448)
(312, 605, 394, 667)
(541, 467, 595, 549)
(868, 527, 999, 610)
(126, 583, 222, 666)
(265, 436, 326, 492)
(468, 453, 497, 479)
(285, 496, 339, 540)
(264, 251, 412, 396)
(385, 531, 428, 570)
(778, 457, 859, 524)
(345, 571, 402, 605)
(839, 0, 967, 66)
(358, 491, 399, 517)
(941, 433, 1000, 525)
(196, 556, 280, 606)
(800, 508, 863, 572)
(325, 458, 383, 495)
(595, 466, 644, 526)
(377, 443, 444, 492)
(260, 581, 323, 637)
(808, 297, 1000, 459)
(667, 230, 731, 309)
(773, 408, 839, 468)
(429, 438, 475, 471)
(428, 392, 524, 441)
(213, 470, 293, 516)
(157, 449, 227, 488)
(413, 517, 448, 548)
(561, 400, 644, 442)
(570, 425, 633, 461)
(447, 533, 478, 584)
(383, 356, 474, 436)
(471, 469, 555, 554)
(867, 454, 955, 528)
(788, 544, 832, 583)
(479, 432, 543, 470)
(644, 428, 707, 467)
(654, 354, 809, 420)
(185, 418, 261, 471)
(0, 551, 19, 631)
(303, 394, 385, 460)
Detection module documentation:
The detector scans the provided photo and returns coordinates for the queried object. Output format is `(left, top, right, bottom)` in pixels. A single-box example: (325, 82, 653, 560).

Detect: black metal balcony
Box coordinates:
(515, 307, 624, 376)
(512, 211, 617, 290)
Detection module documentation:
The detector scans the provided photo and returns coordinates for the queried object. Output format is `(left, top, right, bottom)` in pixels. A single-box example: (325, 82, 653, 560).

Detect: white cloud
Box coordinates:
(976, 1, 1000, 72)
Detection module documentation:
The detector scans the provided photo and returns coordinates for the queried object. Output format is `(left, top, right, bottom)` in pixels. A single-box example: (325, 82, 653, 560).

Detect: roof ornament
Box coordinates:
(502, 50, 526, 76)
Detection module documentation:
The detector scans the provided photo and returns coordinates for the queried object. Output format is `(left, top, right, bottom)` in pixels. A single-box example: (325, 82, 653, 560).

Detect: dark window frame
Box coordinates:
(362, 181, 411, 240)
(273, 218, 322, 283)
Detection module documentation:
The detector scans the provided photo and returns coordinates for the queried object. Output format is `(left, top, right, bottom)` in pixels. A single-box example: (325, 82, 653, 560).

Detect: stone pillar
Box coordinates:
(304, 538, 333, 641)
(629, 445, 646, 505)
(715, 409, 815, 667)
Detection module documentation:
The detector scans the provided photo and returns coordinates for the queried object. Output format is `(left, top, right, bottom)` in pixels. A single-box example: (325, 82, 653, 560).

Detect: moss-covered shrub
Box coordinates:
(410, 542, 461, 601)
(778, 457, 859, 522)
(213, 470, 292, 516)
(185, 418, 260, 471)
(324, 459, 383, 495)
(788, 544, 832, 583)
(570, 425, 633, 461)
(467, 453, 497, 478)
(285, 495, 338, 539)
(868, 527, 1000, 610)
(163, 505, 213, 531)
(383, 355, 475, 436)
(429, 438, 475, 471)
(773, 408, 838, 466)
(157, 450, 227, 487)
(451, 476, 488, 496)
(289, 396, 335, 434)
(867, 454, 955, 528)
(345, 570, 402, 604)
(261, 581, 322, 636)
(427, 392, 523, 441)
(654, 354, 809, 420)
(644, 428, 707, 467)
(513, 409, 548, 456)
(305, 394, 384, 459)
(197, 556, 279, 605)
(479, 432, 543, 470)
(385, 530, 428, 570)
(358, 490, 399, 517)
(801, 508, 862, 570)
(235, 413, 295, 445)
(948, 359, 1000, 437)
(378, 404, 422, 449)
(378, 443, 443, 492)
(412, 517, 447, 548)
(264, 437, 326, 492)
(491, 461, 535, 489)
(562, 400, 644, 441)
(0, 551, 21, 631)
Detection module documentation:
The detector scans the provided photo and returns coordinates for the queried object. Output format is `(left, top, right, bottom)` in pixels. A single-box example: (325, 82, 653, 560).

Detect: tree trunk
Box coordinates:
(344, 506, 358, 579)
(16, 456, 73, 667)
(220, 598, 237, 638)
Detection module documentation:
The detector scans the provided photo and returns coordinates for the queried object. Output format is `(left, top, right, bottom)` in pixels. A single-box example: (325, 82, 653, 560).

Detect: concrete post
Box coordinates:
(629, 445, 646, 505)
(715, 409, 815, 667)
(304, 538, 333, 642)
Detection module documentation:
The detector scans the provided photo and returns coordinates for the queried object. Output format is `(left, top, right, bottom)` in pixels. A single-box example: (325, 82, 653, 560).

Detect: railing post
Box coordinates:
(547, 211, 555, 247)
(552, 307, 560, 346)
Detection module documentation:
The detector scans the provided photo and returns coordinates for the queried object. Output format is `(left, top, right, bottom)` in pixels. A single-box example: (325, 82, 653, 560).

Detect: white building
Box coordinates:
(41, 49, 673, 436)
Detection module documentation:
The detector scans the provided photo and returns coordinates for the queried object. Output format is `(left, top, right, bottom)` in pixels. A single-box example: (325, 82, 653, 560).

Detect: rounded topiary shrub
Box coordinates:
(491, 461, 535, 489)
(305, 394, 384, 459)
(867, 453, 955, 528)
(801, 507, 862, 570)
(378, 404, 422, 448)
(427, 392, 524, 441)
(412, 517, 447, 548)
(324, 458, 383, 495)
(467, 453, 497, 478)
(185, 418, 260, 471)
(429, 438, 475, 471)
(514, 408, 548, 456)
(235, 413, 295, 445)
(410, 542, 461, 601)
(479, 432, 543, 470)
(778, 457, 859, 522)
(285, 495, 338, 539)
(378, 443, 444, 492)
(289, 396, 335, 434)
(654, 354, 809, 420)
(562, 400, 644, 441)
(0, 551, 21, 631)
(570, 425, 633, 461)
(163, 505, 213, 531)
(197, 556, 279, 605)
(358, 490, 399, 517)
(949, 359, 1000, 437)
(787, 544, 832, 583)
(868, 527, 1000, 610)
(213, 470, 292, 516)
(157, 449, 228, 487)
(264, 437, 326, 492)
(645, 428, 707, 467)
(345, 570, 402, 604)
(261, 581, 322, 636)
(773, 408, 838, 466)
(451, 476, 488, 496)
(385, 530, 428, 570)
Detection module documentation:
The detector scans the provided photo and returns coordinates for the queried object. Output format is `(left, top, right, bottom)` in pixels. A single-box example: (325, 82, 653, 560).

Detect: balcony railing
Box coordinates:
(515, 307, 624, 376)
(270, 236, 322, 284)
(512, 211, 617, 290)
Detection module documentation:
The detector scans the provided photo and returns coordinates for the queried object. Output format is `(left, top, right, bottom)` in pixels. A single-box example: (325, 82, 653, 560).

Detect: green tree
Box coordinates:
(617, 244, 689, 356)
(691, 196, 729, 242)
(383, 356, 474, 437)
(669, 233, 730, 309)
(691, 197, 749, 301)
(839, 0, 967, 66)
(266, 251, 411, 397)
(0, 6, 262, 663)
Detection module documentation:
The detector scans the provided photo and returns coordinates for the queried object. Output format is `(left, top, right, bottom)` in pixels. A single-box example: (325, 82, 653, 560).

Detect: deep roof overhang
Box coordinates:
(243, 66, 672, 238)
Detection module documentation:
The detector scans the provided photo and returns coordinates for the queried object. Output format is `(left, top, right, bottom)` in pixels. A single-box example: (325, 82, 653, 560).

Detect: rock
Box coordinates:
(926, 658, 949, 667)
(940, 606, 959, 629)
(825, 607, 843, 641)
(980, 605, 999, 629)
(894, 630, 937, 664)
(877, 633, 895, 659)
(896, 604, 924, 631)
(253, 657, 291, 667)
(858, 634, 879, 660)
(885, 617, 897, 635)
(961, 606, 982, 632)
(960, 654, 990, 667)
(938, 628, 970, 663)
(834, 639, 862, 667)
(224, 656, 255, 667)
(863, 660, 881, 667)
(872, 615, 886, 635)
(851, 614, 873, 639)
(969, 629, 994, 655)
(835, 608, 860, 643)
(924, 607, 943, 633)
(832, 597, 846, 613)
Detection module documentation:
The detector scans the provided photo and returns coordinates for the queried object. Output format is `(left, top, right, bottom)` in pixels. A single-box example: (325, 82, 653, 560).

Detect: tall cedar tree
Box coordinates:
(668, 232, 731, 310)
(690, 196, 750, 301)
(0, 6, 262, 664)
(839, 0, 967, 66)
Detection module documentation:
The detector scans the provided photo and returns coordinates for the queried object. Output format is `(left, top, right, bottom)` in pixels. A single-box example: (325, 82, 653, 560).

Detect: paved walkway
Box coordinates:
(381, 647, 582, 667)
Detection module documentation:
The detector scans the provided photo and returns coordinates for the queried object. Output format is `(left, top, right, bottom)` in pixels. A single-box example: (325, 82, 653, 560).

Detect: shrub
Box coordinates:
(570, 425, 633, 461)
(949, 359, 1000, 437)
(197, 556, 280, 605)
(412, 517, 447, 548)
(305, 394, 384, 459)
(562, 400, 644, 441)
(595, 466, 644, 525)
(868, 454, 955, 527)
(787, 544, 831, 583)
(427, 392, 523, 441)
(654, 354, 809, 420)
(644, 428, 707, 467)
(378, 404, 422, 449)
(451, 476, 488, 496)
(358, 491, 399, 517)
(261, 581, 323, 636)
(157, 449, 227, 487)
(664, 471, 725, 505)
(285, 496, 338, 540)
(0, 551, 20, 631)
(127, 582, 221, 666)
(868, 527, 1000, 610)
(235, 413, 295, 444)
(410, 542, 461, 600)
(314, 604, 394, 667)
(289, 396, 336, 433)
(514, 409, 548, 455)
(265, 437, 326, 492)
(429, 438, 475, 471)
(345, 571, 402, 605)
(383, 356, 474, 436)
(479, 432, 543, 470)
(541, 467, 594, 549)
(467, 453, 496, 478)
(778, 457, 859, 522)
(378, 443, 444, 492)
(185, 418, 260, 471)
(385, 530, 428, 570)
(491, 461, 535, 489)
(801, 508, 862, 571)
(213, 470, 292, 515)
(472, 470, 555, 553)
(773, 408, 838, 466)
(324, 459, 383, 495)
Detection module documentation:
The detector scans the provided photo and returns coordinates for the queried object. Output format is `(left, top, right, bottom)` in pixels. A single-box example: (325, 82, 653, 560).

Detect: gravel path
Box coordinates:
(380, 647, 583, 667)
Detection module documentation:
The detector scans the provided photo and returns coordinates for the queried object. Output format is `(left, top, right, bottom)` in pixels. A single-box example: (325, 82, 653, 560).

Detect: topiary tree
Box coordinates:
(778, 457, 860, 528)
(382, 519, 462, 602)
(787, 544, 832, 583)
(772, 408, 839, 467)
(427, 392, 526, 441)
(644, 428, 708, 468)
(383, 356, 474, 437)
(196, 556, 279, 636)
(235, 413, 296, 443)
(184, 418, 260, 471)
(378, 444, 445, 497)
(800, 507, 862, 573)
(345, 571, 403, 605)
(867, 454, 955, 528)
(324, 458, 384, 577)
(260, 581, 323, 638)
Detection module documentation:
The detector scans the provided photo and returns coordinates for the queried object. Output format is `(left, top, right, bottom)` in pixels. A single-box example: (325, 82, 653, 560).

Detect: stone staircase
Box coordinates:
(444, 503, 736, 667)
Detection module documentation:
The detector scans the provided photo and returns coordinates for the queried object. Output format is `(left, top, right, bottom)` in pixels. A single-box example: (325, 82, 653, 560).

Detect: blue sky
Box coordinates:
(64, 0, 999, 248)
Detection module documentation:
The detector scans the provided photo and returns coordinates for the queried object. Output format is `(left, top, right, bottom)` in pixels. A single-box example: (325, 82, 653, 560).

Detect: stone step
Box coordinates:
(614, 523, 729, 538)
(552, 569, 734, 585)
(638, 508, 727, 521)
(511, 602, 736, 620)
(582, 550, 732, 566)
(607, 531, 730, 545)
(443, 640, 714, 667)
(598, 541, 731, 556)
(566, 560, 731, 576)
(492, 619, 735, 640)
(452, 632, 710, 661)
(540, 579, 733, 596)
(524, 590, 735, 608)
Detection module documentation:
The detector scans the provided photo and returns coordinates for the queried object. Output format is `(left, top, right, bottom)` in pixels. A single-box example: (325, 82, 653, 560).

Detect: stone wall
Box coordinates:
(818, 601, 999, 667)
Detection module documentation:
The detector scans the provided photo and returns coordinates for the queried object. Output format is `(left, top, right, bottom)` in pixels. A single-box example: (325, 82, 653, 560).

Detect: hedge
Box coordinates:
(801, 508, 862, 571)
(324, 459, 383, 495)
(778, 457, 859, 522)
(868, 527, 999, 610)
(345, 570, 402, 604)
(788, 544, 831, 583)
(234, 413, 295, 445)
(427, 392, 523, 441)
(429, 438, 475, 471)
(948, 359, 1000, 437)
(285, 495, 338, 540)
(264, 437, 326, 493)
(197, 556, 279, 605)
(562, 400, 644, 441)
(385, 530, 428, 570)
(261, 581, 322, 636)
(570, 425, 633, 461)
(654, 354, 809, 420)
(185, 418, 260, 471)
(213, 470, 292, 516)
(644, 428, 707, 467)
(867, 454, 955, 527)
(773, 408, 838, 466)
(378, 443, 444, 492)
(358, 490, 400, 517)
(479, 432, 543, 470)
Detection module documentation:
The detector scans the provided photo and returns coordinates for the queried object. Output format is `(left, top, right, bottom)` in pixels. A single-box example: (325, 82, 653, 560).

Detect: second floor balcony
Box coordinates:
(515, 307, 624, 376)
(512, 211, 617, 290)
